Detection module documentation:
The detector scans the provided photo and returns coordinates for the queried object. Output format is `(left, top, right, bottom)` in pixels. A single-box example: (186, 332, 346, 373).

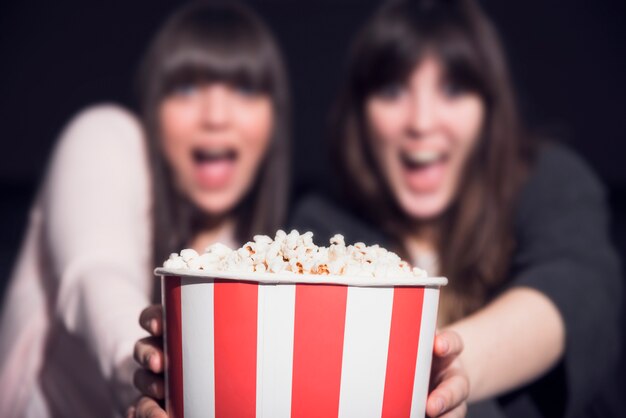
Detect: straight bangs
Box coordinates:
(433, 25, 491, 100)
(155, 7, 276, 99)
(353, 0, 491, 103)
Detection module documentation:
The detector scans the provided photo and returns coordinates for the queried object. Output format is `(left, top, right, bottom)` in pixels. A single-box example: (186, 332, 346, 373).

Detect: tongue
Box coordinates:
(195, 159, 235, 189)
(404, 160, 446, 193)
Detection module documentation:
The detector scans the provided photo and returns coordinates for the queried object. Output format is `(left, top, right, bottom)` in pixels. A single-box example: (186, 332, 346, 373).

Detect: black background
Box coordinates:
(1, 0, 625, 410)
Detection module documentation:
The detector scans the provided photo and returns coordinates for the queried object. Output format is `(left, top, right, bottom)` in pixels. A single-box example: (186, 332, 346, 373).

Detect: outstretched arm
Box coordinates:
(448, 287, 564, 402)
(44, 105, 153, 412)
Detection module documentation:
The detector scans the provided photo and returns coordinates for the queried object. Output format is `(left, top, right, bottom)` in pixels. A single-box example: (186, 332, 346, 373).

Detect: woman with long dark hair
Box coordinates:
(140, 2, 290, 269)
(0, 2, 290, 416)
(321, 0, 621, 416)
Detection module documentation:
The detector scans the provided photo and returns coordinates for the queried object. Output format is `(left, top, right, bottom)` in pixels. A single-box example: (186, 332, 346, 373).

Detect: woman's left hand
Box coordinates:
(426, 330, 469, 417)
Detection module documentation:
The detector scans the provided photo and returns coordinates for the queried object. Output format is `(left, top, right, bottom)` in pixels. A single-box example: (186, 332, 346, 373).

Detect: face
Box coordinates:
(159, 82, 273, 216)
(365, 56, 485, 220)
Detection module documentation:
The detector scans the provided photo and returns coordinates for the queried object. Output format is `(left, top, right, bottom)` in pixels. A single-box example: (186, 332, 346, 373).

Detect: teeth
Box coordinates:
(405, 150, 442, 164)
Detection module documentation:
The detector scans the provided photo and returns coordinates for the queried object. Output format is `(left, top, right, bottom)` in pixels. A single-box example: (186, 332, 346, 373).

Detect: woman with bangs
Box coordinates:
(308, 0, 620, 416)
(0, 2, 289, 417)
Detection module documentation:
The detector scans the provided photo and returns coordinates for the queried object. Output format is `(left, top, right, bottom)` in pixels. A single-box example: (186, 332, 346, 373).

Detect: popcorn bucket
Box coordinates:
(156, 268, 447, 418)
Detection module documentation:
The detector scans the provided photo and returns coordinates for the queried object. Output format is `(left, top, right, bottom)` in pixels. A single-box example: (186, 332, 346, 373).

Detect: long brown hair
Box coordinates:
(137, 2, 290, 278)
(333, 0, 535, 323)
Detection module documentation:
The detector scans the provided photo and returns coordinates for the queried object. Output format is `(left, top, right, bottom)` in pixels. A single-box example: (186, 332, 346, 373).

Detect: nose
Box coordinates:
(200, 85, 231, 128)
(406, 88, 437, 138)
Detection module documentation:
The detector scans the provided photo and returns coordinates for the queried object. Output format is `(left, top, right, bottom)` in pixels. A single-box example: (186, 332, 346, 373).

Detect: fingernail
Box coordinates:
(436, 398, 445, 414)
(438, 339, 449, 354)
(145, 353, 152, 367)
(149, 319, 157, 333)
(150, 354, 159, 371)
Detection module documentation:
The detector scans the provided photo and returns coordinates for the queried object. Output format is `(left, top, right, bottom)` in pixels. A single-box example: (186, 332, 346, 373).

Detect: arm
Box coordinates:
(447, 287, 564, 402)
(453, 146, 622, 411)
(43, 104, 152, 412)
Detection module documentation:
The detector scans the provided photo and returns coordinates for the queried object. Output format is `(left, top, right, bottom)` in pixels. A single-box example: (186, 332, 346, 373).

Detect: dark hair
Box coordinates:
(138, 2, 290, 283)
(333, 0, 535, 323)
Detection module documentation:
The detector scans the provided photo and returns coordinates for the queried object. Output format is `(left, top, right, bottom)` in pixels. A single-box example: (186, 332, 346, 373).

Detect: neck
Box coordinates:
(404, 221, 438, 254)
(190, 215, 236, 252)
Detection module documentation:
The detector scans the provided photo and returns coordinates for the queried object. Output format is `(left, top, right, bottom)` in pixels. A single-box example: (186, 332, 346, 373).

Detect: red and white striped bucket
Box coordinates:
(156, 268, 447, 418)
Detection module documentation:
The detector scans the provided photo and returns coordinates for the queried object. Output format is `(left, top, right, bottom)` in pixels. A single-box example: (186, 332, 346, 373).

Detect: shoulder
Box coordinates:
(55, 103, 145, 159)
(44, 104, 149, 198)
(289, 194, 389, 247)
(512, 142, 618, 274)
(64, 103, 142, 136)
(523, 143, 604, 199)
(516, 143, 606, 223)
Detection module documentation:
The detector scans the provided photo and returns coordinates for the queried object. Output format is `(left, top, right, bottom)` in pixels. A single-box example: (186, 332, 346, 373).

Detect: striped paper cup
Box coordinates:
(156, 268, 447, 418)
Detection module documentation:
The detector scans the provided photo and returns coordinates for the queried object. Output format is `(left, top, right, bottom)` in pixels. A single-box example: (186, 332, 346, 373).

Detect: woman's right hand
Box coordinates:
(426, 330, 469, 417)
(127, 304, 168, 418)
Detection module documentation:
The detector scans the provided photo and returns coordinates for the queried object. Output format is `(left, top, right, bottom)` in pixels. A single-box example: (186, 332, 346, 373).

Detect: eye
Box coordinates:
(441, 80, 467, 98)
(374, 82, 407, 100)
(232, 82, 262, 98)
(172, 83, 199, 98)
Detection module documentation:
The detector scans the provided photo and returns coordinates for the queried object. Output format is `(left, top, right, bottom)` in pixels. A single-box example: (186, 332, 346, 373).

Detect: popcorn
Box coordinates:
(187, 253, 217, 270)
(163, 253, 187, 269)
(275, 229, 287, 241)
(205, 243, 232, 258)
(180, 249, 199, 262)
(328, 258, 345, 275)
(162, 231, 427, 279)
(253, 235, 273, 245)
(269, 259, 287, 273)
(330, 234, 345, 246)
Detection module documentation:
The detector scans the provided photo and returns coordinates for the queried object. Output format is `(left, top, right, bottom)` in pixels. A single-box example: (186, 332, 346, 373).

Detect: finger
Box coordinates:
(134, 337, 164, 373)
(133, 369, 165, 400)
(433, 330, 464, 358)
(136, 396, 168, 418)
(431, 331, 465, 379)
(139, 305, 164, 336)
(126, 405, 136, 418)
(439, 402, 467, 418)
(426, 374, 469, 417)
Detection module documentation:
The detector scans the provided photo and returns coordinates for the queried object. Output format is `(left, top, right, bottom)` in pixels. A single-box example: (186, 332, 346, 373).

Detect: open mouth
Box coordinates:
(192, 148, 238, 164)
(192, 147, 238, 189)
(399, 149, 449, 193)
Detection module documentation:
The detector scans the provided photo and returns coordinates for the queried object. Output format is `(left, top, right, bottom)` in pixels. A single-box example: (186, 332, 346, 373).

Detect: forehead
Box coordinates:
(407, 55, 445, 84)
